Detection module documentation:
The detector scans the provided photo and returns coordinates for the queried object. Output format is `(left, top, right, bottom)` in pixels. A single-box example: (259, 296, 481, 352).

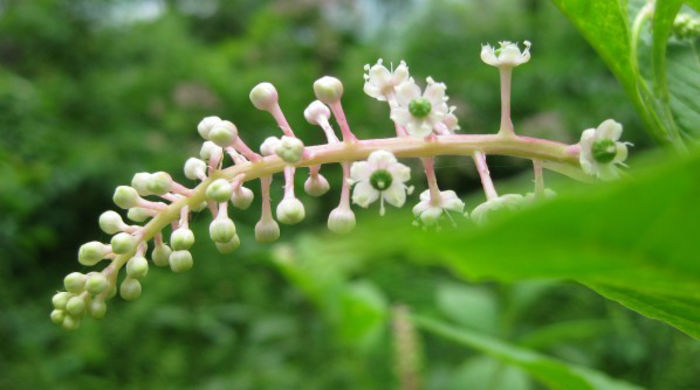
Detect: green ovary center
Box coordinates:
(369, 169, 393, 191)
(592, 139, 617, 163)
(408, 98, 431, 118)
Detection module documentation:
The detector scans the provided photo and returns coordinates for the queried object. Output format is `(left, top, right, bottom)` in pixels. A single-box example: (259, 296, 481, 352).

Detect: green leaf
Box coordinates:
(448, 356, 532, 390)
(651, 0, 682, 101)
(436, 283, 500, 334)
(300, 149, 700, 338)
(413, 315, 643, 390)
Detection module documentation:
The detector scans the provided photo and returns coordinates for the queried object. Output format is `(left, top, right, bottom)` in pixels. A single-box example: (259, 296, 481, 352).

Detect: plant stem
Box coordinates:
(473, 151, 498, 201)
(498, 67, 514, 136)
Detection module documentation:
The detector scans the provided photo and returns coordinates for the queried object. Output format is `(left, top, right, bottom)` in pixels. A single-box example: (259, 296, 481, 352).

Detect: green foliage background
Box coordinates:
(0, 0, 698, 389)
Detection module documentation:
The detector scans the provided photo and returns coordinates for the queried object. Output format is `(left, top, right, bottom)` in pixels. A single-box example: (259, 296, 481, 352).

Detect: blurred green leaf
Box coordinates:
(414, 315, 642, 390)
(448, 356, 532, 390)
(436, 283, 499, 334)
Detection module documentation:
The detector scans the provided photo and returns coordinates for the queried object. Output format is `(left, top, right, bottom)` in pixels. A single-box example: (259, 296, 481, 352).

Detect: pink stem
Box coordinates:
(225, 146, 247, 165)
(533, 159, 545, 198)
(283, 166, 295, 199)
(309, 164, 321, 176)
(170, 182, 193, 196)
(421, 157, 442, 205)
(260, 176, 273, 221)
(233, 137, 262, 162)
(473, 151, 498, 200)
(338, 162, 351, 208)
(269, 103, 295, 138)
(217, 201, 228, 219)
(318, 118, 340, 144)
(328, 101, 357, 143)
(138, 199, 167, 211)
(179, 205, 190, 228)
(498, 67, 514, 136)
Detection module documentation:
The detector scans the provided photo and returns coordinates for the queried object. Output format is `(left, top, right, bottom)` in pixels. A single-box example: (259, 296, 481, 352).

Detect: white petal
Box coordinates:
(406, 119, 433, 138)
(363, 83, 384, 101)
(395, 79, 421, 106)
(393, 61, 409, 84)
(480, 44, 498, 66)
(350, 161, 371, 182)
(412, 199, 430, 216)
(419, 189, 431, 202)
(367, 150, 397, 168)
(351, 181, 380, 208)
(390, 107, 412, 126)
(613, 142, 628, 163)
(424, 79, 446, 104)
(369, 63, 392, 87)
(382, 183, 407, 208)
(388, 162, 411, 183)
(420, 207, 443, 225)
(596, 119, 623, 141)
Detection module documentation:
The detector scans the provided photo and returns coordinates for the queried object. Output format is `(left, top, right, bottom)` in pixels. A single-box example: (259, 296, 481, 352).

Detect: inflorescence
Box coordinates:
(51, 41, 630, 330)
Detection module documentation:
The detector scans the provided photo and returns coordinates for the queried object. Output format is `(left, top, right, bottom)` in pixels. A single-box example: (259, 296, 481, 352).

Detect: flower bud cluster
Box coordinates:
(53, 40, 630, 330)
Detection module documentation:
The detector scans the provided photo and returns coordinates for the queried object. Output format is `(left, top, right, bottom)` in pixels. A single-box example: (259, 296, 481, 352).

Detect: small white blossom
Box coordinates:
(470, 194, 525, 225)
(390, 77, 450, 137)
(412, 190, 465, 226)
(481, 41, 531, 68)
(350, 150, 412, 215)
(363, 59, 410, 101)
(579, 119, 630, 180)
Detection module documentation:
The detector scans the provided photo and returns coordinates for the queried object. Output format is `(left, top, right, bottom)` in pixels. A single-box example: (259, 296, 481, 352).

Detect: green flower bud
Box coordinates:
(146, 171, 173, 195)
(88, 299, 107, 319)
(106, 284, 117, 299)
(206, 178, 233, 202)
(62, 315, 80, 331)
(197, 115, 221, 139)
(151, 243, 172, 267)
(313, 76, 344, 104)
(50, 309, 65, 325)
(130, 172, 153, 196)
(260, 136, 280, 156)
(170, 228, 195, 250)
(66, 295, 86, 316)
(231, 186, 254, 209)
(327, 207, 356, 234)
(209, 218, 236, 243)
(184, 158, 207, 180)
(127, 207, 153, 222)
(120, 278, 142, 301)
(249, 82, 279, 111)
(78, 241, 109, 266)
(304, 174, 330, 197)
(255, 218, 280, 243)
(111, 232, 137, 254)
(215, 235, 240, 254)
(85, 272, 109, 295)
(52, 291, 72, 309)
(200, 141, 223, 162)
(113, 186, 141, 209)
(208, 120, 238, 147)
(64, 272, 87, 294)
(275, 136, 305, 163)
(408, 98, 432, 118)
(126, 256, 149, 279)
(98, 211, 125, 234)
(169, 250, 194, 273)
(276, 198, 305, 224)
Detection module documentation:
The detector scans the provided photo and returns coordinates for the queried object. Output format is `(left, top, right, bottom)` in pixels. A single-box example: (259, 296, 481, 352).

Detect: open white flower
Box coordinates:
(363, 59, 410, 101)
(390, 77, 450, 137)
(579, 119, 630, 180)
(481, 41, 531, 68)
(350, 150, 412, 215)
(412, 190, 465, 226)
(470, 194, 525, 225)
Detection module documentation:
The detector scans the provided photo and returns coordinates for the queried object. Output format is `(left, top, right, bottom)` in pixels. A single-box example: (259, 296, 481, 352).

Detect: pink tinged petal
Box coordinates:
(579, 128, 597, 158)
(395, 79, 421, 106)
(480, 45, 498, 66)
(382, 182, 407, 208)
(393, 61, 409, 84)
(370, 64, 392, 87)
(350, 161, 371, 182)
(419, 189, 431, 202)
(390, 107, 412, 126)
(388, 162, 411, 183)
(412, 200, 430, 216)
(424, 80, 446, 103)
(351, 181, 380, 208)
(596, 119, 623, 141)
(368, 149, 397, 168)
(443, 112, 460, 131)
(363, 84, 385, 101)
(406, 119, 433, 138)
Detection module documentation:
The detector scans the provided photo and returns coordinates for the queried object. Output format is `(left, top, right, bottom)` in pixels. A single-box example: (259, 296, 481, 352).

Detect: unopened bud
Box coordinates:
(275, 136, 304, 163)
(255, 218, 280, 243)
(88, 299, 107, 319)
(200, 141, 223, 162)
(276, 198, 305, 224)
(208, 120, 238, 147)
(260, 136, 281, 156)
(147, 171, 173, 195)
(78, 241, 109, 266)
(131, 172, 153, 196)
(111, 232, 137, 254)
(98, 211, 126, 235)
(206, 178, 233, 202)
(304, 173, 330, 196)
(215, 235, 240, 254)
(209, 218, 236, 243)
(197, 115, 221, 139)
(231, 186, 254, 209)
(66, 295, 86, 316)
(327, 207, 356, 234)
(126, 256, 149, 279)
(113, 186, 141, 209)
(85, 272, 109, 295)
(52, 291, 71, 310)
(50, 309, 65, 325)
(304, 100, 331, 125)
(120, 278, 142, 300)
(171, 228, 195, 250)
(64, 272, 87, 294)
(151, 243, 172, 267)
(313, 76, 344, 104)
(169, 250, 193, 273)
(249, 82, 279, 111)
(127, 207, 153, 222)
(184, 157, 207, 180)
(62, 315, 80, 331)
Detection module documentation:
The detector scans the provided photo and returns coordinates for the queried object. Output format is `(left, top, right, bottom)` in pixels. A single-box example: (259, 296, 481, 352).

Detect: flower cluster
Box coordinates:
(51, 40, 630, 330)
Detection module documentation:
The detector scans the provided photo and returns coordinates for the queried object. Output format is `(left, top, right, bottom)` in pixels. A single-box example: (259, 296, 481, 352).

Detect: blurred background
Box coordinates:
(1, 0, 698, 389)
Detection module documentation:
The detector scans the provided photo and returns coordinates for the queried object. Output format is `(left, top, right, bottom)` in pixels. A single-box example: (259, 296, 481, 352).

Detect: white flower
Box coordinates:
(350, 150, 412, 215)
(481, 41, 531, 68)
(412, 190, 465, 226)
(579, 119, 630, 180)
(470, 194, 525, 225)
(390, 77, 450, 137)
(442, 105, 460, 133)
(363, 59, 410, 101)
